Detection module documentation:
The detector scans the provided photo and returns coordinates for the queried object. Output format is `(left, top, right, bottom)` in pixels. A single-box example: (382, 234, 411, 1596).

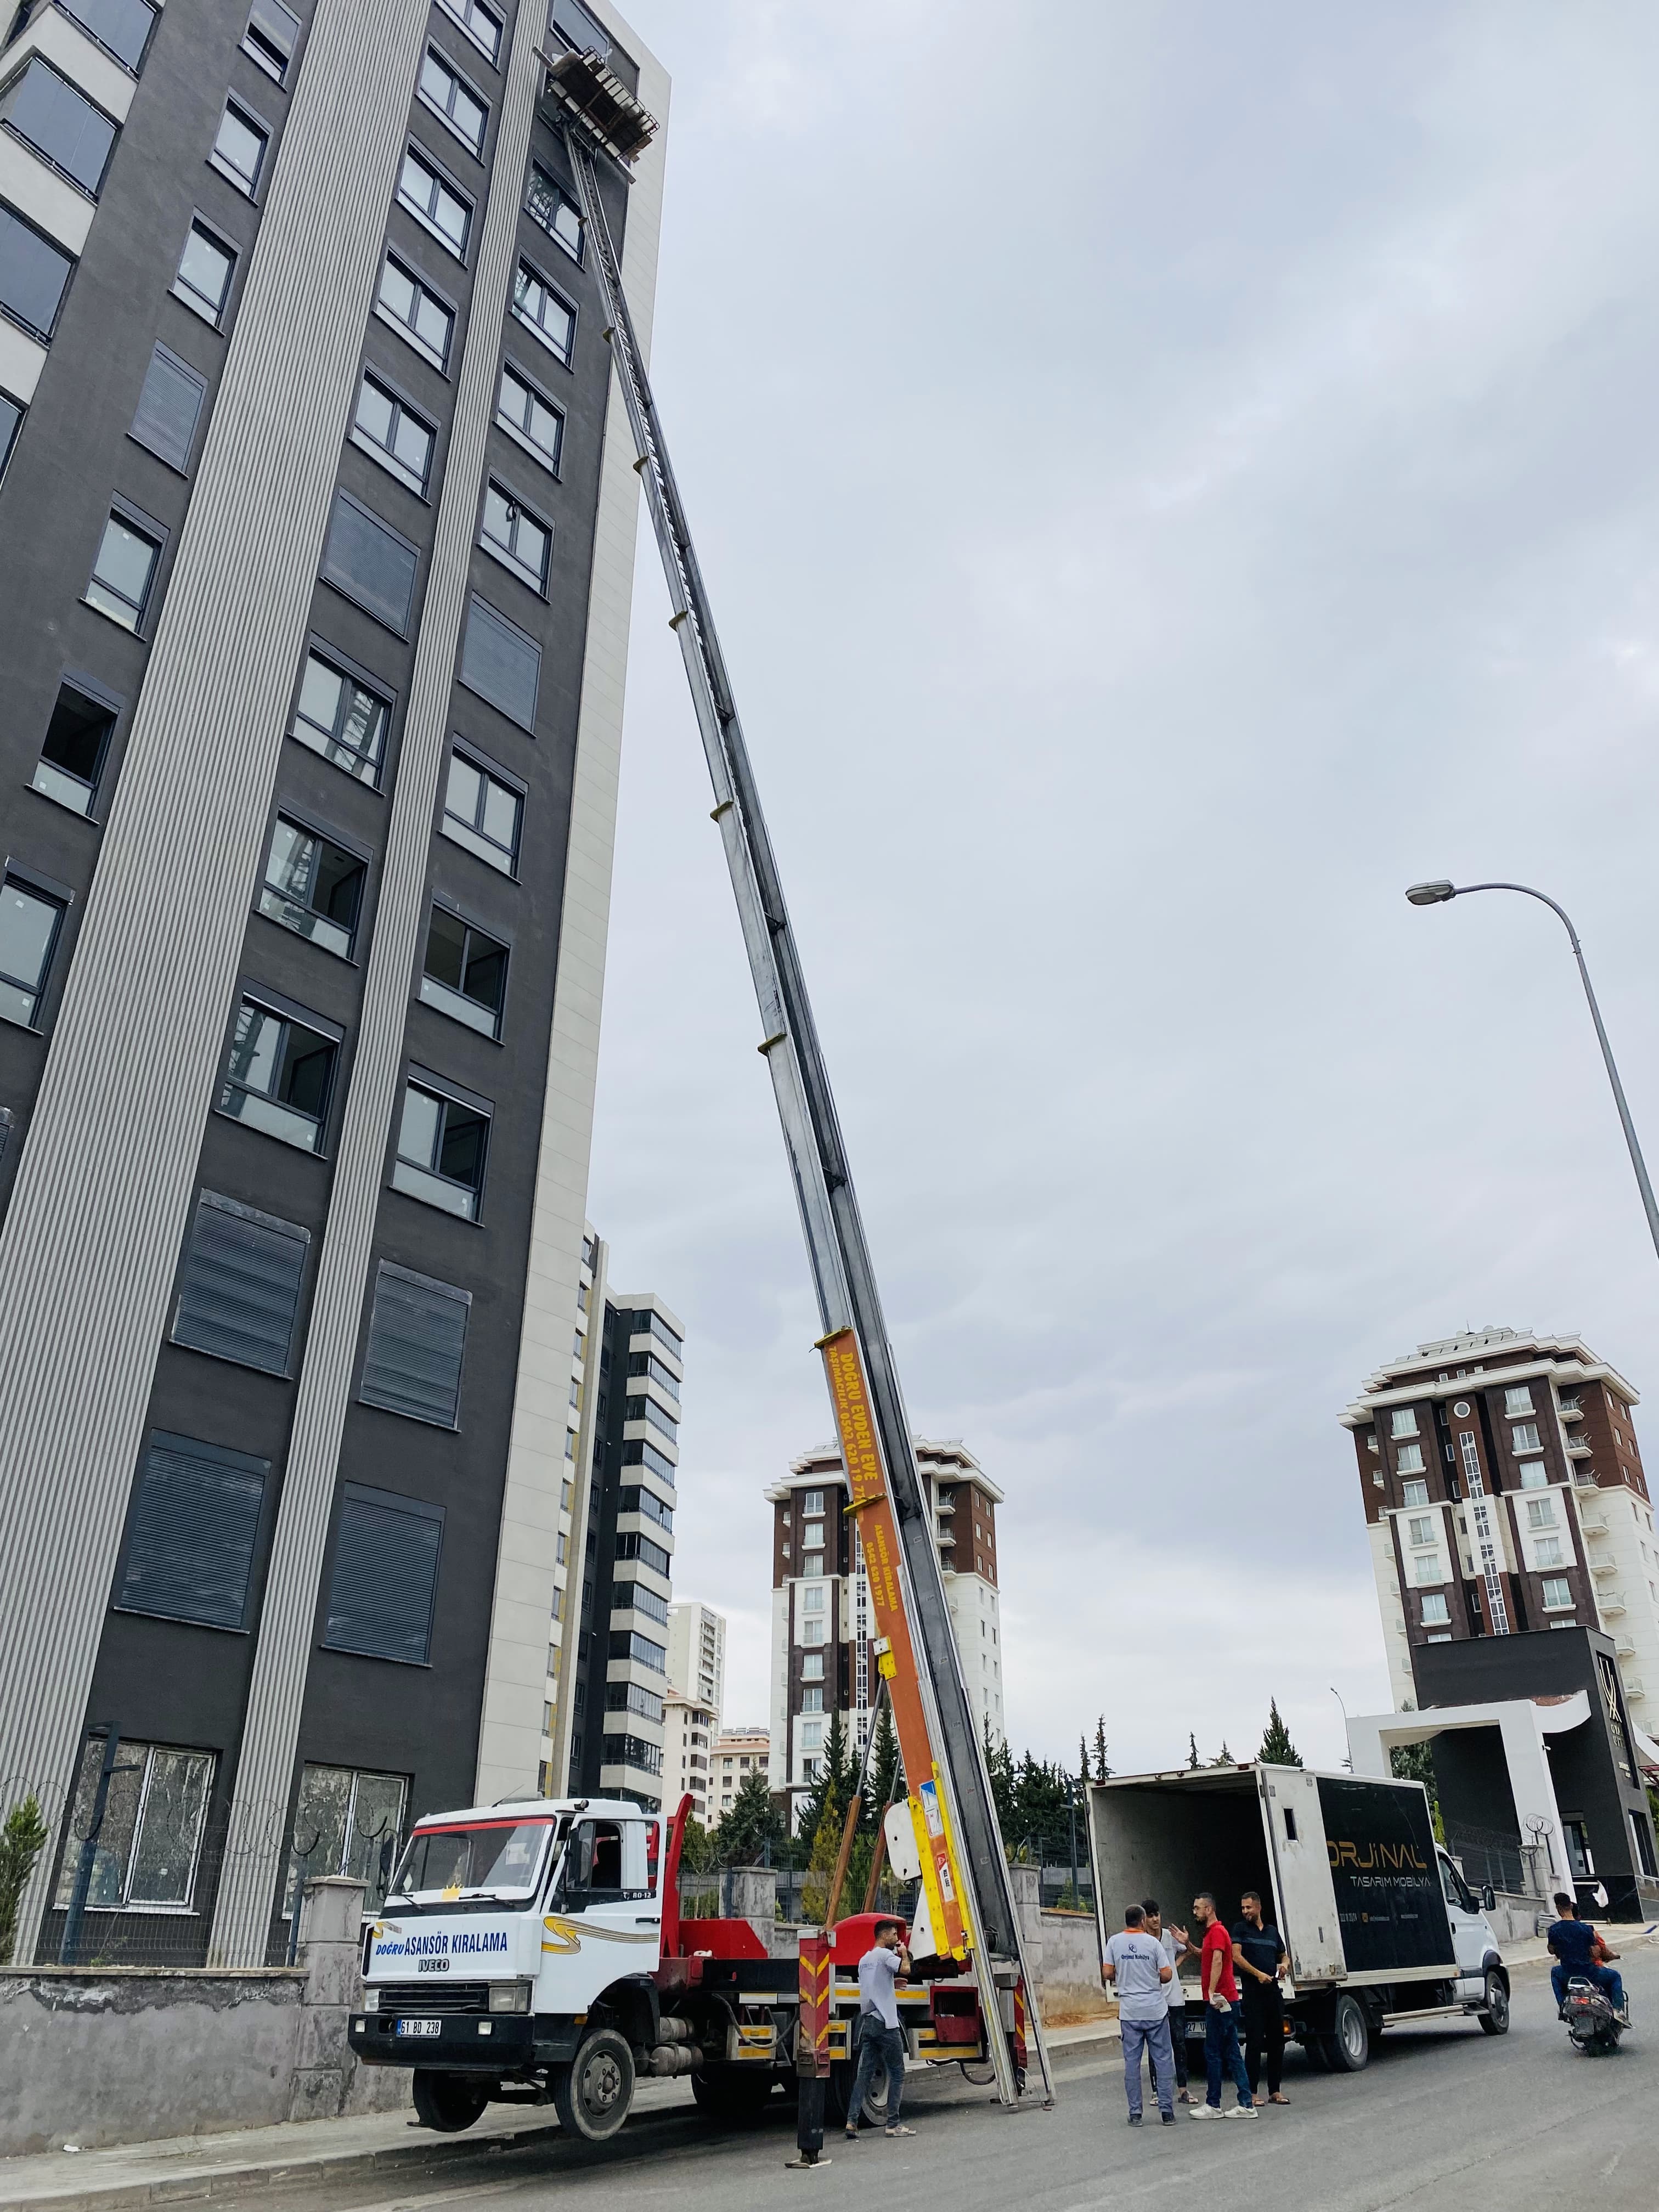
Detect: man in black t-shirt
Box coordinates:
(1548, 1893, 1626, 2018)
(1232, 1891, 1290, 2103)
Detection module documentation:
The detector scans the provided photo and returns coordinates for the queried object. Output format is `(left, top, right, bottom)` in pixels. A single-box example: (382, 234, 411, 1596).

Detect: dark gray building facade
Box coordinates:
(0, 0, 666, 1966)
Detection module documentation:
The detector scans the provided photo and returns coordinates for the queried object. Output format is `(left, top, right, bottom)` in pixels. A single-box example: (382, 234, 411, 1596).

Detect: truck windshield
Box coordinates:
(387, 1818, 554, 1903)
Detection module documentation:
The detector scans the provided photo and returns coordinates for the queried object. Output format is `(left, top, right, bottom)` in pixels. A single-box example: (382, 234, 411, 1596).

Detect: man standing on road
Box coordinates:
(1142, 1899, 1196, 2104)
(1103, 1904, 1176, 2125)
(1232, 1891, 1290, 2106)
(1547, 1893, 1627, 2019)
(1189, 1892, 1254, 2120)
(846, 1919, 916, 2140)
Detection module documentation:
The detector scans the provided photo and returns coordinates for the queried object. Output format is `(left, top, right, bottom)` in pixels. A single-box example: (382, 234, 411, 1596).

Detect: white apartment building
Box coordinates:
(712, 1726, 771, 1824)
(667, 1601, 726, 1721)
(1342, 1329, 1659, 1714)
(662, 1689, 716, 1824)
(766, 1437, 1005, 1831)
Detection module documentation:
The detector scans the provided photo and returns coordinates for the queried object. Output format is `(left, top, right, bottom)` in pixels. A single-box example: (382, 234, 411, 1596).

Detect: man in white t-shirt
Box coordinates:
(1142, 1898, 1195, 2104)
(1103, 1904, 1175, 2124)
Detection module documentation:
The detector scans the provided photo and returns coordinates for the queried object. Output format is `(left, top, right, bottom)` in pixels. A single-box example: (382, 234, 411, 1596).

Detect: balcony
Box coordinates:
(1624, 1678, 1645, 1700)
(1579, 1512, 1609, 1536)
(1616, 1639, 1637, 1658)
(1600, 1594, 1627, 1617)
(1590, 1558, 1617, 1578)
(1566, 1436, 1593, 1456)
(1558, 1398, 1583, 1420)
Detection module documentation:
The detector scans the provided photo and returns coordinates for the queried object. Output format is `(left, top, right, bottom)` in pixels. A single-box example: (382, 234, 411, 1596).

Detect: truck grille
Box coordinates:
(374, 1981, 492, 2016)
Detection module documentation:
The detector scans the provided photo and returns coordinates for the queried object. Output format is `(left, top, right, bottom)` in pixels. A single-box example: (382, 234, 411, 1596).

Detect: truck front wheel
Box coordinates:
(1324, 1994, 1371, 2073)
(411, 2070, 492, 2132)
(1477, 1972, 1510, 2034)
(554, 2028, 636, 2142)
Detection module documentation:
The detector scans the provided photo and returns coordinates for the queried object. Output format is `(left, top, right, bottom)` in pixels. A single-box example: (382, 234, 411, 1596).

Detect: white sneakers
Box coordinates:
(1189, 2102, 1256, 2120)
(1188, 2104, 1221, 2119)
(1223, 2104, 1258, 2119)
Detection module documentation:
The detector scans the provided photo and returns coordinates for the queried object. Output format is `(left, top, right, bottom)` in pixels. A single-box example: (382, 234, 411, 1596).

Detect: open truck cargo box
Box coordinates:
(1085, 1763, 1454, 1988)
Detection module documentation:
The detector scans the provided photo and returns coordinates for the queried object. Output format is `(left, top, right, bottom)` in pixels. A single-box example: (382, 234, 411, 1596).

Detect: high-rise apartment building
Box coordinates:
(766, 1437, 1003, 1830)
(661, 1687, 714, 1824)
(667, 1599, 725, 1719)
(1342, 1329, 1659, 1714)
(550, 1248, 682, 1813)
(0, 0, 667, 1968)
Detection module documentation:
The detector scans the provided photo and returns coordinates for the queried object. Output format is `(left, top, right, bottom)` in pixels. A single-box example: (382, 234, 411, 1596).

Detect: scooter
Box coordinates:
(1561, 1977, 1629, 2056)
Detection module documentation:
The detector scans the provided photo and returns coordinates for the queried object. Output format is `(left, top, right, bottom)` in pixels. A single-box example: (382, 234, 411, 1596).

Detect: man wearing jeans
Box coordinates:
(1189, 1892, 1254, 2119)
(1103, 1904, 1176, 2124)
(845, 1920, 914, 2139)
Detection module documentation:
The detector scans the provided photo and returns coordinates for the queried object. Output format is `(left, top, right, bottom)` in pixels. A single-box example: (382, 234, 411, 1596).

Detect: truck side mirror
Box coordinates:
(1480, 1883, 1496, 1914)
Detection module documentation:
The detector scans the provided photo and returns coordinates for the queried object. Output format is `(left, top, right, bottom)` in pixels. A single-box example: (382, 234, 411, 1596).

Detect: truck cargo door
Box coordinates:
(1258, 1768, 1345, 1982)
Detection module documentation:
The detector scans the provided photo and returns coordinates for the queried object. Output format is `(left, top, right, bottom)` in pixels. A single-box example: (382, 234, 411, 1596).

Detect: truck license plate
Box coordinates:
(396, 2018, 442, 2038)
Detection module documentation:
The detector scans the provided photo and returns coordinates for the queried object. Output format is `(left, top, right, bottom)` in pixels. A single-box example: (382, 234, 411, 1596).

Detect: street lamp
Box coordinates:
(1406, 879, 1659, 1266)
(1329, 1686, 1352, 1770)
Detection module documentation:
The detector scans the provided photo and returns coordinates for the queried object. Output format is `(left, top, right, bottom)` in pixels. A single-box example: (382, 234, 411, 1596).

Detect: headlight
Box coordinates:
(488, 1981, 532, 2015)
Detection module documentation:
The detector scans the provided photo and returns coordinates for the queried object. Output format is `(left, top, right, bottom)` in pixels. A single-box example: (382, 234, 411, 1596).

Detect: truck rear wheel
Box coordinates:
(554, 2028, 635, 2142)
(411, 2070, 492, 2132)
(1325, 1994, 1370, 2073)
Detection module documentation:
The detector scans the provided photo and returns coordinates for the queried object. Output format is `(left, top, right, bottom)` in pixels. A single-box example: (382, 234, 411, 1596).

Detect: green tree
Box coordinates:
(794, 1711, 854, 1846)
(1389, 1740, 1441, 1837)
(1258, 1699, 1303, 1768)
(984, 1722, 1018, 1839)
(714, 1770, 785, 1867)
(1092, 1717, 1112, 1783)
(1207, 1740, 1234, 1767)
(679, 1815, 719, 1875)
(801, 1784, 845, 1924)
(865, 1704, 902, 1830)
(0, 1794, 49, 1966)
(1187, 1732, 1201, 1770)
(1079, 1733, 1092, 1791)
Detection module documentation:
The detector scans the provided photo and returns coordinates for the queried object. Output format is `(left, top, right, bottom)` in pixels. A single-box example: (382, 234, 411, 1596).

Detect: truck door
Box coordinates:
(541, 1817, 660, 2008)
(1258, 1767, 1345, 1983)
(1436, 1851, 1489, 1991)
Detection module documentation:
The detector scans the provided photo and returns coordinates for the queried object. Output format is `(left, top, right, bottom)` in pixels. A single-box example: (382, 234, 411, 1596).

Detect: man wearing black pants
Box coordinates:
(1232, 1891, 1289, 2106)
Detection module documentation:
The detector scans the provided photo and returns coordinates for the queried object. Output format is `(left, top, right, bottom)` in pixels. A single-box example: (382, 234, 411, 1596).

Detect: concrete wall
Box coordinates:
(0, 1877, 403, 2155)
(1038, 1910, 1111, 2025)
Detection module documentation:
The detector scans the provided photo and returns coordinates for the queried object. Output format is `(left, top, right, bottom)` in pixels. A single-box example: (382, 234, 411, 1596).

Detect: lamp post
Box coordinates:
(1406, 880, 1659, 1266)
(1329, 1686, 1352, 1770)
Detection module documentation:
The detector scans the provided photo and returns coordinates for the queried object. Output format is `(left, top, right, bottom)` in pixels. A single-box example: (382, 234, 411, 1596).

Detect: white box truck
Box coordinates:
(1086, 1763, 1510, 2071)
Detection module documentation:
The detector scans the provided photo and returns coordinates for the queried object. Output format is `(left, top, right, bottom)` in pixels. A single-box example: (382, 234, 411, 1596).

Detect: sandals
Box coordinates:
(886, 2125, 916, 2137)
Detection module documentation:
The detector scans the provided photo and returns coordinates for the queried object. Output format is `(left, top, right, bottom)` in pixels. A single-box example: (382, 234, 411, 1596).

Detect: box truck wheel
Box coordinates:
(1325, 1994, 1370, 2073)
(1477, 1972, 1510, 2035)
(411, 2070, 492, 2132)
(554, 2027, 635, 2141)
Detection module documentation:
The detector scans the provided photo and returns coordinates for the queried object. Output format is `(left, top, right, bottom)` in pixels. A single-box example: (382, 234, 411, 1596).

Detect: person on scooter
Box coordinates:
(1547, 1893, 1627, 2019)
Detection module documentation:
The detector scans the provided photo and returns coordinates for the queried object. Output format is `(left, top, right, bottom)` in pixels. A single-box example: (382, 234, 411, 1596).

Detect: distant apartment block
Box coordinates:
(711, 1725, 770, 1824)
(667, 1600, 725, 1721)
(1342, 1328, 1659, 1714)
(766, 1437, 1004, 1830)
(662, 1688, 715, 1824)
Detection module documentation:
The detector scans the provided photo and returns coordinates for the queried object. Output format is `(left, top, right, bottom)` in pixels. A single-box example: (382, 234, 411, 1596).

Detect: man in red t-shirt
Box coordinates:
(1188, 1892, 1255, 2118)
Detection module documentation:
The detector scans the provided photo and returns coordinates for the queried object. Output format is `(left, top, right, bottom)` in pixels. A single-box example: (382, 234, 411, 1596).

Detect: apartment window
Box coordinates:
(33, 680, 116, 814)
(622, 1577, 668, 1625)
(360, 1261, 471, 1427)
(645, 1310, 684, 1358)
(217, 992, 337, 1152)
(0, 873, 65, 1027)
(799, 1617, 826, 1645)
(53, 1737, 213, 1911)
(800, 1686, 823, 1713)
(803, 1584, 825, 1613)
(494, 363, 563, 482)
(419, 905, 506, 1038)
(627, 1394, 678, 1441)
(1413, 1555, 1442, 1586)
(321, 488, 419, 635)
(211, 99, 268, 195)
(614, 1530, 670, 1575)
(438, 0, 501, 63)
(1396, 1443, 1426, 1476)
(803, 1490, 824, 1515)
(512, 258, 574, 363)
(116, 1430, 269, 1628)
(417, 45, 487, 156)
(60, 0, 156, 71)
(481, 480, 551, 593)
(398, 143, 470, 257)
(1534, 1536, 1564, 1567)
(0, 58, 116, 194)
(375, 250, 453, 369)
(1407, 1515, 1435, 1547)
(606, 1681, 664, 1723)
(622, 1437, 676, 1486)
(526, 165, 583, 261)
(800, 1652, 823, 1681)
(549, 0, 609, 60)
(618, 1486, 673, 1533)
(0, 202, 72, 340)
(172, 1189, 308, 1375)
(1504, 1386, 1534, 1417)
(1419, 1594, 1450, 1626)
(803, 1551, 824, 1578)
(129, 343, 206, 472)
(607, 1629, 667, 1672)
(627, 1351, 680, 1401)
(242, 0, 301, 83)
(84, 508, 160, 631)
(351, 369, 435, 495)
(1391, 1409, 1418, 1438)
(392, 1073, 490, 1220)
(1511, 1423, 1542, 1453)
(1541, 1576, 1573, 1611)
(1401, 1479, 1429, 1508)
(325, 1484, 444, 1664)
(459, 595, 539, 729)
(1519, 1462, 1548, 1490)
(0, 390, 19, 478)
(799, 1720, 823, 1753)
(284, 1764, 406, 1914)
(172, 217, 235, 324)
(258, 814, 365, 959)
(1526, 1496, 1557, 1530)
(291, 647, 389, 783)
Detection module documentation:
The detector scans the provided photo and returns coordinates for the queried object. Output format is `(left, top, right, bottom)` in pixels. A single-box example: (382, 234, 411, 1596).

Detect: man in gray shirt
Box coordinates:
(1103, 1904, 1175, 2124)
(845, 1920, 914, 2138)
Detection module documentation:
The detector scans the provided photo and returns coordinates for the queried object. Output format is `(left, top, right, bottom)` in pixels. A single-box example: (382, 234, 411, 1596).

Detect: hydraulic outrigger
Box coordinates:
(543, 45, 1054, 2117)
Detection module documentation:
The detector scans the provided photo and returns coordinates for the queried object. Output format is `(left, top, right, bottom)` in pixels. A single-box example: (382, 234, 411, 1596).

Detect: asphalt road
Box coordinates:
(289, 1949, 1658, 2212)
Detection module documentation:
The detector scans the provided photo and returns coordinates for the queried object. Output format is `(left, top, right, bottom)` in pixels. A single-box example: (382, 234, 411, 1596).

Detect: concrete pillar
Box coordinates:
(288, 1875, 365, 2121)
(1007, 1862, 1044, 2002)
(720, 1865, 778, 1953)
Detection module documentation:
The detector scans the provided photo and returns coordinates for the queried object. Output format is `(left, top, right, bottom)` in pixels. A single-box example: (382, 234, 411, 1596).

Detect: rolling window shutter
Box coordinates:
(129, 345, 207, 472)
(325, 1484, 443, 1663)
(172, 1190, 308, 1374)
(119, 1431, 269, 1628)
(321, 490, 419, 635)
(459, 596, 539, 730)
(359, 1262, 470, 1425)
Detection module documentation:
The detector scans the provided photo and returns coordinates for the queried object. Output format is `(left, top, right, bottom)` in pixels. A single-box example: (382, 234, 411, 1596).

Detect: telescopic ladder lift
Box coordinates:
(541, 46, 1054, 2114)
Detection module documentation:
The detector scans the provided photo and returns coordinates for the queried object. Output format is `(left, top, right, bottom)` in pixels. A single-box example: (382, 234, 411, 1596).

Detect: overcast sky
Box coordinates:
(584, 1, 1659, 1776)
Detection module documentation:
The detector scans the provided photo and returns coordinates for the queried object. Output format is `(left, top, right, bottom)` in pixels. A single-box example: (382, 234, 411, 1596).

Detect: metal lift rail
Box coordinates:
(540, 44, 1053, 2112)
